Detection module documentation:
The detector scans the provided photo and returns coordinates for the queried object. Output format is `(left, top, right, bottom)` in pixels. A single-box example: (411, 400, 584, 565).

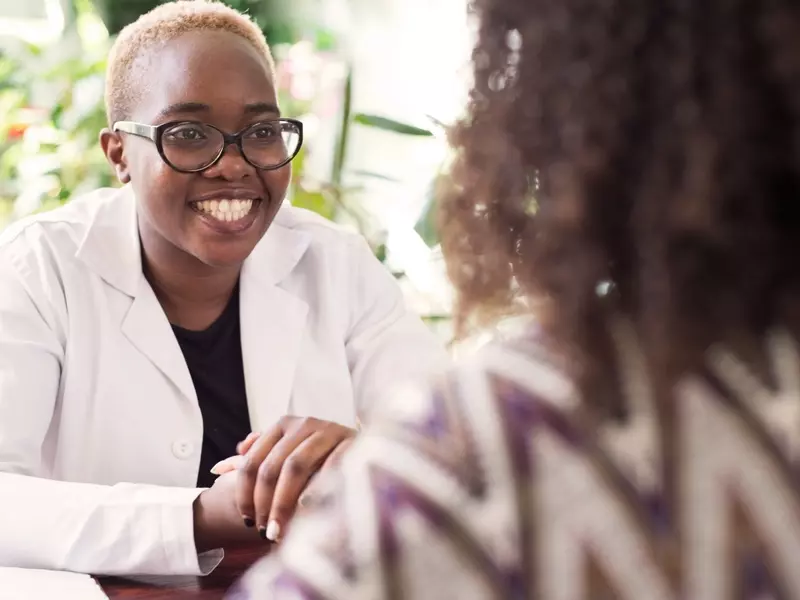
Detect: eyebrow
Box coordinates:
(154, 101, 281, 121)
(243, 102, 280, 116)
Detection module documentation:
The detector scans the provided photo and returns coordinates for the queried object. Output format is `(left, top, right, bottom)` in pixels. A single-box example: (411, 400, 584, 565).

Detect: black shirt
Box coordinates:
(172, 283, 251, 488)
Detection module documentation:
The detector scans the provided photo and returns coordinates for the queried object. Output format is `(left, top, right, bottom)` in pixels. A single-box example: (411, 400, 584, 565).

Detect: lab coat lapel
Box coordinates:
(239, 215, 311, 431)
(75, 186, 197, 404)
(121, 276, 198, 404)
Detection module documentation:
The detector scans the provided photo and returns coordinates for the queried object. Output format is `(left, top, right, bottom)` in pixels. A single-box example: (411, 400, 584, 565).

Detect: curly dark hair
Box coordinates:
(440, 0, 800, 398)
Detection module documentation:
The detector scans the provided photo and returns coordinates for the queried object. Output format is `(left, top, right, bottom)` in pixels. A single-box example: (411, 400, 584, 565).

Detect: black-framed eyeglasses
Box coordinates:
(112, 118, 303, 173)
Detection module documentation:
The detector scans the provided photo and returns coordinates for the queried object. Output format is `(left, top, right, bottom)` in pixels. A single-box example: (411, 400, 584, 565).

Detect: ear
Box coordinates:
(100, 128, 132, 184)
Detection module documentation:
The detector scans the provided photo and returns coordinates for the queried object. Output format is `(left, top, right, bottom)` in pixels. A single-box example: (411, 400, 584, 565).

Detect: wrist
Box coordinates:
(193, 486, 263, 552)
(193, 489, 217, 553)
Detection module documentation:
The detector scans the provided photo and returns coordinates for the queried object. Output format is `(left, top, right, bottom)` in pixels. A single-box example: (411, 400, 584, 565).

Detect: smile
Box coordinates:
(192, 198, 255, 223)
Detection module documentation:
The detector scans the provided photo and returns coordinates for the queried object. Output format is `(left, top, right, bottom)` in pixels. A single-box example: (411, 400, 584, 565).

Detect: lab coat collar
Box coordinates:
(74, 185, 312, 296)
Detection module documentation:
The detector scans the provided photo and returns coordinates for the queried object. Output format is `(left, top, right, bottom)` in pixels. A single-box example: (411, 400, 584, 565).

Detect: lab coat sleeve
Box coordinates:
(344, 237, 449, 420)
(0, 257, 222, 576)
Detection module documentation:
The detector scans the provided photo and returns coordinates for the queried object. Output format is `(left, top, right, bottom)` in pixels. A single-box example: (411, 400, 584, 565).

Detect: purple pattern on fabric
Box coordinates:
(400, 388, 451, 439)
(742, 551, 781, 598)
(502, 377, 678, 538)
(371, 466, 515, 589)
(225, 580, 250, 600)
(228, 569, 328, 600)
(644, 493, 673, 536)
(278, 572, 329, 600)
(391, 384, 486, 498)
(503, 385, 580, 445)
(499, 383, 581, 479)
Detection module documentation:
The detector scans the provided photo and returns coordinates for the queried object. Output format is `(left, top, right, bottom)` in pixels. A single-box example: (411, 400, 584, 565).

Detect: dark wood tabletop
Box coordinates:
(98, 544, 270, 599)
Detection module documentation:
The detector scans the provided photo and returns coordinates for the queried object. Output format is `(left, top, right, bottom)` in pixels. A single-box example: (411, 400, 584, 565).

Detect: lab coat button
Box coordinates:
(172, 440, 194, 459)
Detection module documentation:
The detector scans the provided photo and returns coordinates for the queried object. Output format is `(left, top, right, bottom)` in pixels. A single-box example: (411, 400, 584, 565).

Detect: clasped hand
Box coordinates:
(198, 416, 354, 547)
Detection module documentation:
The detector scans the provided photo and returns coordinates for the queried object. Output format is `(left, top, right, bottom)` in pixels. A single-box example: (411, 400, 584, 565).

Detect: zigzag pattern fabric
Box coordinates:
(230, 327, 800, 600)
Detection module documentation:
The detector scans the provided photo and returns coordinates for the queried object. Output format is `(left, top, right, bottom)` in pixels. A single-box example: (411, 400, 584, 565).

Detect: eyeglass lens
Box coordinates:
(160, 121, 300, 171)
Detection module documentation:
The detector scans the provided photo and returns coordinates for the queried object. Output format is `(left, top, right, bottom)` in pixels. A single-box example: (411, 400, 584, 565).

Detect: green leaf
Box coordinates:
(351, 169, 400, 183)
(56, 187, 71, 202)
(315, 30, 337, 51)
(331, 65, 353, 187)
(422, 314, 451, 323)
(23, 42, 42, 57)
(292, 188, 336, 221)
(50, 103, 65, 127)
(414, 184, 440, 248)
(353, 113, 434, 137)
(425, 114, 449, 130)
(373, 243, 387, 264)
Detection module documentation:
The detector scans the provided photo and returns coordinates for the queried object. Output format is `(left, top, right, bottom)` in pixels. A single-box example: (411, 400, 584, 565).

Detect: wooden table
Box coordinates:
(99, 545, 269, 599)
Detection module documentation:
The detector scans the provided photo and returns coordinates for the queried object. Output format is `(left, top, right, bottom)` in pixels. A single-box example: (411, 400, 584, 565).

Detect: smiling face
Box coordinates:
(101, 30, 290, 269)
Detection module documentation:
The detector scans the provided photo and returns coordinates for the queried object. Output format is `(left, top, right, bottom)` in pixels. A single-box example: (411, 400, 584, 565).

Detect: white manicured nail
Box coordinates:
(266, 519, 281, 542)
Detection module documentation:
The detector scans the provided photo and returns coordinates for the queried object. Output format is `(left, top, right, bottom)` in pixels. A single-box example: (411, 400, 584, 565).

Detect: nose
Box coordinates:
(202, 142, 252, 180)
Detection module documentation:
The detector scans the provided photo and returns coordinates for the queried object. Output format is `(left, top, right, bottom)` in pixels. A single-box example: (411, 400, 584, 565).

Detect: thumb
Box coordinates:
(209, 454, 246, 475)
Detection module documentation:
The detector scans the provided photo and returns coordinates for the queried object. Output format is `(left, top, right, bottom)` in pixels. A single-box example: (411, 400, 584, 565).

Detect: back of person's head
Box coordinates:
(441, 0, 800, 386)
(105, 0, 275, 126)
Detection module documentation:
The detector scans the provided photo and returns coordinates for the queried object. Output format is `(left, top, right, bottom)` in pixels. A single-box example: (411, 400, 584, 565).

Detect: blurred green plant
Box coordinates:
(0, 14, 113, 224)
(350, 111, 445, 248)
(353, 114, 435, 138)
(90, 0, 333, 49)
(0, 51, 23, 223)
(89, 0, 158, 35)
(289, 69, 444, 263)
(222, 0, 316, 47)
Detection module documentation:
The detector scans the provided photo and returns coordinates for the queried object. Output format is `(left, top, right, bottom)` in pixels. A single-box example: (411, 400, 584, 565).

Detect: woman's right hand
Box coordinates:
(207, 432, 262, 476)
(193, 470, 263, 552)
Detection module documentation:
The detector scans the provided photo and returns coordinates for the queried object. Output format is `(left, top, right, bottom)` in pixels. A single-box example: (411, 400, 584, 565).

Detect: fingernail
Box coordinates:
(258, 526, 267, 540)
(266, 520, 281, 542)
(210, 462, 224, 475)
(243, 517, 255, 528)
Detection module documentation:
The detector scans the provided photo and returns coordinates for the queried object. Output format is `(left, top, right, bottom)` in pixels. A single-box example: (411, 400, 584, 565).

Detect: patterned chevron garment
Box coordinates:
(228, 324, 800, 600)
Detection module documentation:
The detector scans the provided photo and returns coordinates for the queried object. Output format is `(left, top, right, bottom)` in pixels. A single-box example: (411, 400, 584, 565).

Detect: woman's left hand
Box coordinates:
(230, 417, 356, 541)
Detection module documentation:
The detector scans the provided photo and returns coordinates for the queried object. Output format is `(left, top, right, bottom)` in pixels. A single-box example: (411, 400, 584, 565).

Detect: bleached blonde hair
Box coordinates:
(105, 0, 276, 125)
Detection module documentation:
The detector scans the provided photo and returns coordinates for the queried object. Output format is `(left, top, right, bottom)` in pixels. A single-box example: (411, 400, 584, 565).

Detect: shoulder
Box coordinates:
(266, 204, 392, 296)
(0, 188, 122, 273)
(391, 331, 576, 417)
(273, 203, 373, 257)
(361, 331, 581, 482)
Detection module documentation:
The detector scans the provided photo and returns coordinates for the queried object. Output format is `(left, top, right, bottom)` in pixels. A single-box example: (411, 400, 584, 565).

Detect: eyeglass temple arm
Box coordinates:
(112, 121, 157, 141)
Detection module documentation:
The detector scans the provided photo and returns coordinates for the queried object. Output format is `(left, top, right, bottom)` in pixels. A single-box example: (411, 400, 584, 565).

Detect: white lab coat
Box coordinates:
(0, 186, 446, 576)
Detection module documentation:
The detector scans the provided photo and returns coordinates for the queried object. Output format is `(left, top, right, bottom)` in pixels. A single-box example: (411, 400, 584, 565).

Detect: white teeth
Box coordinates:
(194, 198, 255, 223)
